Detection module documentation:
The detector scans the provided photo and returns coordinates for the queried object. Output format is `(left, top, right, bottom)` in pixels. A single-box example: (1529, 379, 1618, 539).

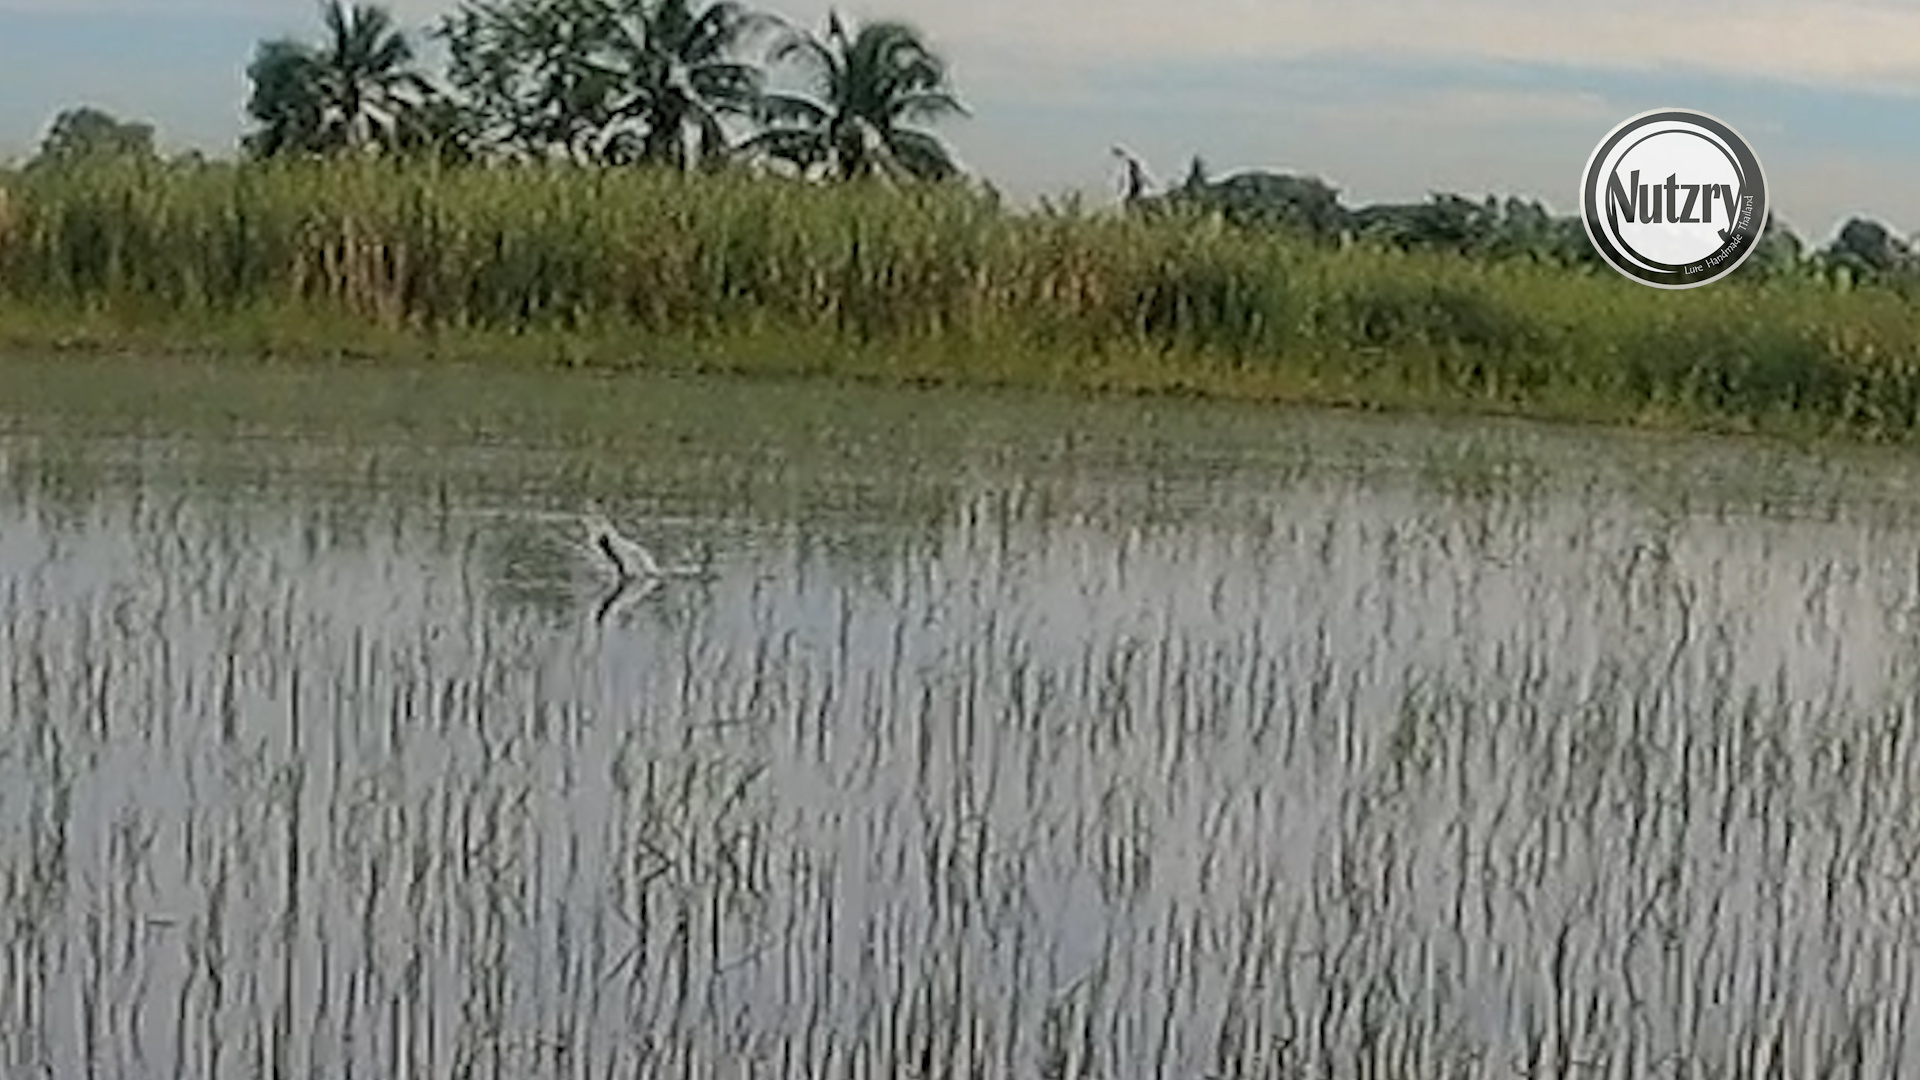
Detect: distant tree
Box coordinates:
(436, 0, 767, 168)
(244, 38, 328, 156)
(1151, 161, 1344, 240)
(33, 106, 157, 167)
(742, 10, 967, 182)
(1823, 216, 1912, 277)
(1109, 145, 1154, 204)
(243, 1, 435, 157)
(1350, 196, 1469, 249)
(392, 96, 483, 164)
(437, 0, 640, 163)
(1335, 191, 1605, 266)
(1740, 214, 1807, 280)
(1204, 172, 1345, 238)
(1177, 154, 1207, 195)
(628, 0, 772, 169)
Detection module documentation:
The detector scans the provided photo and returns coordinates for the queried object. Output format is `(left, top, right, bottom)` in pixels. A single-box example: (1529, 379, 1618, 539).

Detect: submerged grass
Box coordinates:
(4, 156, 1920, 440)
(7, 412, 1920, 1078)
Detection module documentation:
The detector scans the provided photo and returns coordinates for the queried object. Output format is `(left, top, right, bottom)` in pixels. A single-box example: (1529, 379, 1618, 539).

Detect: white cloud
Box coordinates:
(934, 0, 1920, 93)
(1299, 87, 1619, 129)
(12, 0, 1920, 96)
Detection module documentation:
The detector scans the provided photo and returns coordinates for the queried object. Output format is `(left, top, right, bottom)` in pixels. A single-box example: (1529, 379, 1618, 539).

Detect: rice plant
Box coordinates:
(5, 357, 1920, 1077)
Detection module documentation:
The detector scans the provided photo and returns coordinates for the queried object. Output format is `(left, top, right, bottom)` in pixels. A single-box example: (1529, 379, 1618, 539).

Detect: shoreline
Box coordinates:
(3, 160, 1917, 449)
(0, 303, 1835, 449)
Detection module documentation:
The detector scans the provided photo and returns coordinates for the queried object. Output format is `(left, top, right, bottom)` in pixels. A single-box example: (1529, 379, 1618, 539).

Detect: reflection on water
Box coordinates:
(4, 360, 1920, 1078)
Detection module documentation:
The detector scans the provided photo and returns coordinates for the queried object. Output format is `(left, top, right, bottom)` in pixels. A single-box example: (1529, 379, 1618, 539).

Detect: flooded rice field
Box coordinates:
(4, 355, 1920, 1078)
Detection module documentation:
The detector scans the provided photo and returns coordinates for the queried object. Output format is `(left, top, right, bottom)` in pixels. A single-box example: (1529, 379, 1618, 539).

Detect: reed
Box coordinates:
(5, 156, 1920, 439)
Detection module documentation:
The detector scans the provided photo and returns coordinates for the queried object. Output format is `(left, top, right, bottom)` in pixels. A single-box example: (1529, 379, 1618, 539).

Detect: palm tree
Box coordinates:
(244, 38, 328, 156)
(743, 10, 967, 182)
(612, 0, 772, 169)
(435, 0, 768, 168)
(244, 1, 433, 156)
(310, 1, 436, 150)
(436, 0, 630, 163)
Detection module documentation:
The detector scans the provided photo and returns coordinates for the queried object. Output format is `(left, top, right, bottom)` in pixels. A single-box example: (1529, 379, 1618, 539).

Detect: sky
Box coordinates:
(4, 0, 1920, 242)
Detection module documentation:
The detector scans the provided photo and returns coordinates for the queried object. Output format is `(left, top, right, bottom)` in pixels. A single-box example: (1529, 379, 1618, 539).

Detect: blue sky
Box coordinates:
(4, 0, 1920, 243)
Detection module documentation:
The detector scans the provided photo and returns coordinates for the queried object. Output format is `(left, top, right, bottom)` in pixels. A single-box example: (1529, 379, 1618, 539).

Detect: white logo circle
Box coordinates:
(1580, 109, 1767, 289)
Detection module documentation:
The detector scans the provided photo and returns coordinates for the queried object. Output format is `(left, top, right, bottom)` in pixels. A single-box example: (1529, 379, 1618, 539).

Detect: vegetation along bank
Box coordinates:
(5, 0, 1920, 443)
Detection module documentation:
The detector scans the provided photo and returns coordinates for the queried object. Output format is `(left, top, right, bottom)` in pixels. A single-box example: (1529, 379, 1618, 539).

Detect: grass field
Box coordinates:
(4, 156, 1918, 441)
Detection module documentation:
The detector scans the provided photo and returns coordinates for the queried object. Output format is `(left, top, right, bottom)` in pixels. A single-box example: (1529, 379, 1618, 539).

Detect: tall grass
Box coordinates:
(4, 156, 1920, 437)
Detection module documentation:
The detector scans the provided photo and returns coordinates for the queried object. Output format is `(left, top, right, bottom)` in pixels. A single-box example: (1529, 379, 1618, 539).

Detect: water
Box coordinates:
(4, 353, 1920, 1078)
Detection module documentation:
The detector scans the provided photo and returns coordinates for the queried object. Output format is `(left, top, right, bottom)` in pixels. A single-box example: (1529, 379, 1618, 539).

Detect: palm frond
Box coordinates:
(765, 29, 835, 80)
(892, 90, 967, 123)
(880, 125, 958, 182)
(737, 125, 828, 169)
(753, 91, 830, 127)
